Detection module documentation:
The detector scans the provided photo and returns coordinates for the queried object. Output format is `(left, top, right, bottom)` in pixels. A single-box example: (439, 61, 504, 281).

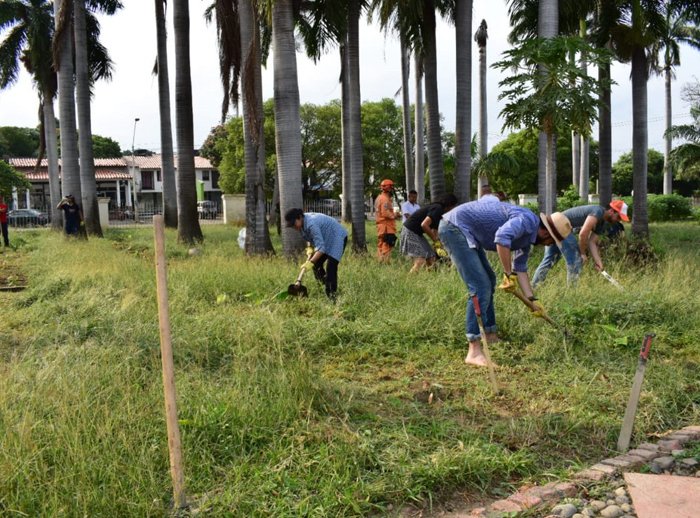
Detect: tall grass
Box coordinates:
(0, 222, 698, 516)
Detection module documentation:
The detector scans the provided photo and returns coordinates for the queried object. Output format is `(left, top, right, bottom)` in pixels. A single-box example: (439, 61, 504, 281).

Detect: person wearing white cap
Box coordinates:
(531, 200, 630, 287)
(438, 196, 573, 367)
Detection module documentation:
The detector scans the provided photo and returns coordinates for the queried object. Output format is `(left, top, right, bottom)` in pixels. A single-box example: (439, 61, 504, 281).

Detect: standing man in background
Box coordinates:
(0, 196, 9, 247)
(401, 190, 420, 223)
(57, 194, 83, 237)
(375, 179, 400, 262)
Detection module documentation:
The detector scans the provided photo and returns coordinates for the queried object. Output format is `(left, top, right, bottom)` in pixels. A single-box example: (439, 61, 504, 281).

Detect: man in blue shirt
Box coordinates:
(438, 197, 572, 366)
(285, 208, 348, 300)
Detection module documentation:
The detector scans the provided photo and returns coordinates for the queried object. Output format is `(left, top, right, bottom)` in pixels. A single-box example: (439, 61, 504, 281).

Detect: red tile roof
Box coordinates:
(23, 168, 133, 181)
(9, 154, 214, 170)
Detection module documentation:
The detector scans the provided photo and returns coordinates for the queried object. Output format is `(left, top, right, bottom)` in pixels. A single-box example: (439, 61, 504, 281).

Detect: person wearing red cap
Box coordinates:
(375, 179, 399, 262)
(532, 200, 629, 287)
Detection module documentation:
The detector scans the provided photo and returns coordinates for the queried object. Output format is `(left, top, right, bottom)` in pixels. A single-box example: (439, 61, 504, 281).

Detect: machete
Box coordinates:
(617, 333, 655, 452)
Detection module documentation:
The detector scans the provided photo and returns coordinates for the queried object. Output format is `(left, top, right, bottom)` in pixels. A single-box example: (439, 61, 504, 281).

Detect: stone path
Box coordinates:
(420, 425, 700, 518)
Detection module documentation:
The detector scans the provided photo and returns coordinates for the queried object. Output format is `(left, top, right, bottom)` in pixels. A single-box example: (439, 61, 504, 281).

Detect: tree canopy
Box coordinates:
(0, 160, 31, 197)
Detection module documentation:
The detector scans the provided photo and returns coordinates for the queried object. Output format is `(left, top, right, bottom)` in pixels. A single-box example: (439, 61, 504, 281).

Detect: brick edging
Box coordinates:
(468, 425, 700, 517)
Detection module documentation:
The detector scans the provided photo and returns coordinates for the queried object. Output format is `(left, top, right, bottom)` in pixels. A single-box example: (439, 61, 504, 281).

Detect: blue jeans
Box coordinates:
(438, 220, 497, 341)
(531, 233, 582, 287)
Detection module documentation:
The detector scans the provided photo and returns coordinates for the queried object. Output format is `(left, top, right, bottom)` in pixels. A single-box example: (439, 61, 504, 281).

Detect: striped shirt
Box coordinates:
(442, 197, 540, 272)
(301, 213, 348, 262)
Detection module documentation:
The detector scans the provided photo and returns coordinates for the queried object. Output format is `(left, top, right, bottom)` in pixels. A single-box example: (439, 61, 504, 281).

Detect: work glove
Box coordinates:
(305, 246, 315, 258)
(529, 298, 546, 319)
(301, 260, 314, 272)
(434, 242, 448, 258)
(498, 272, 519, 293)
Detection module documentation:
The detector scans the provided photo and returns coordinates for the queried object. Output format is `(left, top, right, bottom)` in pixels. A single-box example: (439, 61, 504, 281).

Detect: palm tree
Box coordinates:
(650, 2, 700, 195)
(239, 0, 274, 254)
(53, 0, 83, 235)
(173, 0, 203, 244)
(0, 0, 61, 229)
(272, 0, 305, 255)
(205, 0, 273, 253)
(452, 0, 472, 203)
(667, 81, 700, 181)
(399, 36, 414, 193)
(421, 0, 445, 200)
(74, 0, 104, 237)
(474, 18, 488, 197)
(578, 18, 590, 201)
(155, 0, 177, 228)
(538, 0, 558, 213)
(414, 53, 425, 202)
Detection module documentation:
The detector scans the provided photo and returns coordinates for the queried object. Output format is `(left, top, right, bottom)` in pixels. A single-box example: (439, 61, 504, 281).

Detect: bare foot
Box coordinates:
(464, 353, 489, 367)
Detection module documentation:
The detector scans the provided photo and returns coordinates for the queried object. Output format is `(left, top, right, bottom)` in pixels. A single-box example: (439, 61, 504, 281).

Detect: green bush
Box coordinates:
(557, 185, 587, 211)
(620, 194, 693, 222)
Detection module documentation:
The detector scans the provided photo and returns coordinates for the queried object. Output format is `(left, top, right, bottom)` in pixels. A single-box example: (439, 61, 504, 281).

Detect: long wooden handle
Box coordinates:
(153, 216, 186, 508)
(508, 289, 559, 328)
(471, 295, 499, 394)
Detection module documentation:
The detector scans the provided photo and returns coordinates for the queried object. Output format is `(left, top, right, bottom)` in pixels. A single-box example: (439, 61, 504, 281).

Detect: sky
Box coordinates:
(1, 0, 699, 164)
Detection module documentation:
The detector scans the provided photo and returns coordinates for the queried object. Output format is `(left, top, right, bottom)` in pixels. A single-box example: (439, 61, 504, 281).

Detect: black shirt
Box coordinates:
(403, 203, 445, 236)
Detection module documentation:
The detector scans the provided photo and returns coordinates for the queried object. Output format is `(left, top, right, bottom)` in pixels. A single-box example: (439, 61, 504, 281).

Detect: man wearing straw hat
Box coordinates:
(438, 196, 572, 366)
(531, 200, 630, 287)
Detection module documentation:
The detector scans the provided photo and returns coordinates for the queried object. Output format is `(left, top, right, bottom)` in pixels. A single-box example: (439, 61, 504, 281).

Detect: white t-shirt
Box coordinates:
(401, 201, 420, 222)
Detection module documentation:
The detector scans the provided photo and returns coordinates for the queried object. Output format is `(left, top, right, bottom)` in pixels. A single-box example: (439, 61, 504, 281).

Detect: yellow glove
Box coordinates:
(301, 260, 314, 271)
(434, 242, 448, 258)
(498, 272, 518, 293)
(529, 298, 546, 319)
(305, 246, 315, 258)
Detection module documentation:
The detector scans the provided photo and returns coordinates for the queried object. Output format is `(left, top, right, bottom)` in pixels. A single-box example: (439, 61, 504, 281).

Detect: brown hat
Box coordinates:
(539, 212, 572, 246)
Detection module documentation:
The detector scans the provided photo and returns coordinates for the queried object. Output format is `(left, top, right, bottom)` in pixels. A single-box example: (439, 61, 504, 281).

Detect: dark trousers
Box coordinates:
(313, 237, 347, 299)
(1, 222, 8, 246)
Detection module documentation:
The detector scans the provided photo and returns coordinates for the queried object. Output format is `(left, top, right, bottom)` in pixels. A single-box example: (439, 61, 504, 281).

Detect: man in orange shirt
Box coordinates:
(375, 179, 399, 262)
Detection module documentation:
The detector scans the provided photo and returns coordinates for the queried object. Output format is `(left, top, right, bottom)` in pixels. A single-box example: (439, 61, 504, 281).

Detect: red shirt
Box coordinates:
(0, 203, 8, 224)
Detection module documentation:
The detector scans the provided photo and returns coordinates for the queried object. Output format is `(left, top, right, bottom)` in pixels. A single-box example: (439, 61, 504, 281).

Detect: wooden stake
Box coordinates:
(153, 216, 186, 508)
(617, 334, 654, 453)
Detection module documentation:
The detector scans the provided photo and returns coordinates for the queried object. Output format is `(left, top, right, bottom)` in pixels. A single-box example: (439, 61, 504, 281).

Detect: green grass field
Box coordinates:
(0, 221, 698, 516)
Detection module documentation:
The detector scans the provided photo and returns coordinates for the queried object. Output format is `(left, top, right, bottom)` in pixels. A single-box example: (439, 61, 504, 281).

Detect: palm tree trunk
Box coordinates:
(551, 132, 558, 211)
(400, 36, 414, 192)
(53, 0, 83, 235)
(155, 0, 178, 228)
(74, 0, 102, 237)
(423, 0, 445, 200)
(545, 132, 555, 213)
(631, 46, 649, 237)
(663, 66, 672, 194)
(272, 0, 304, 255)
(598, 61, 612, 207)
(173, 0, 203, 244)
(477, 24, 488, 198)
(538, 0, 557, 213)
(347, 0, 366, 252)
(453, 0, 472, 203)
(577, 19, 589, 202)
(240, 0, 273, 254)
(43, 96, 62, 231)
(571, 132, 580, 190)
(414, 54, 425, 204)
(538, 132, 547, 212)
(340, 44, 352, 223)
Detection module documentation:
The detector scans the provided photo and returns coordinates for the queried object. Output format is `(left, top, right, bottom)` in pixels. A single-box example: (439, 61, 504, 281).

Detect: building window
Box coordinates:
(142, 170, 154, 190)
(156, 170, 162, 182)
(212, 170, 220, 189)
(202, 170, 210, 181)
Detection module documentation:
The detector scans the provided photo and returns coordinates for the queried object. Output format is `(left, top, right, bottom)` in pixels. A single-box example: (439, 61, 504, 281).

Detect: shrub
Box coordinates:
(557, 185, 587, 211)
(620, 194, 693, 222)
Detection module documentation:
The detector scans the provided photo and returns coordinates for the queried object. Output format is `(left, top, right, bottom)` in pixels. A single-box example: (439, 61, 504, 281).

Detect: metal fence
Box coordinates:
(107, 200, 224, 227)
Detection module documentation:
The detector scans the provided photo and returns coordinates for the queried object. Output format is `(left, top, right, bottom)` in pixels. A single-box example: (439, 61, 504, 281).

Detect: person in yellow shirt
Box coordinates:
(375, 179, 399, 262)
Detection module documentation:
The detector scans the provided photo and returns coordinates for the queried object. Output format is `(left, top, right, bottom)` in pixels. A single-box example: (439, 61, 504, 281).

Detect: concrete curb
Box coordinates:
(466, 425, 700, 517)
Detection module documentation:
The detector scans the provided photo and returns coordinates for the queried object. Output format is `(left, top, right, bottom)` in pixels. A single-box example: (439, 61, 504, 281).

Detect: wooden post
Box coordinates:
(153, 215, 186, 508)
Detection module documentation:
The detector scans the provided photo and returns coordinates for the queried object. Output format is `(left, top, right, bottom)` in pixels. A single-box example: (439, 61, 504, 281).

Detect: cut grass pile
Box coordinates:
(0, 222, 698, 516)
